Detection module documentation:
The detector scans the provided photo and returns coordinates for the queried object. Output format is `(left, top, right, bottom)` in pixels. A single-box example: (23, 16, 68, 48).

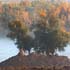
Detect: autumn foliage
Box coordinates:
(2, 0, 70, 55)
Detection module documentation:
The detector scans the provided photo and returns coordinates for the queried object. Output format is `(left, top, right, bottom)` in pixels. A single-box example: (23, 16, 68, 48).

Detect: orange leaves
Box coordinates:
(66, 32, 70, 35)
(49, 7, 60, 17)
(8, 3, 15, 8)
(22, 11, 32, 24)
(60, 27, 66, 33)
(55, 8, 61, 15)
(60, 2, 69, 12)
(15, 10, 32, 24)
(23, 0, 31, 6)
(39, 9, 47, 17)
(67, 7, 70, 13)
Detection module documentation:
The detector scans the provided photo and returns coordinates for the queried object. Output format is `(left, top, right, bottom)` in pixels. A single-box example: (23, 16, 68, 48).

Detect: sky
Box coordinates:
(0, 38, 19, 62)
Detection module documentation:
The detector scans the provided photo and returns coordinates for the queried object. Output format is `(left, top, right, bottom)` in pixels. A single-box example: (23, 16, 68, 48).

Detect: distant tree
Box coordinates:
(7, 20, 33, 56)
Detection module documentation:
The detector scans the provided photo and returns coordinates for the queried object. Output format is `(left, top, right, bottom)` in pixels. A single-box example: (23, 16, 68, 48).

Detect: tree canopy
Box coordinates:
(6, 1, 70, 56)
(7, 20, 33, 55)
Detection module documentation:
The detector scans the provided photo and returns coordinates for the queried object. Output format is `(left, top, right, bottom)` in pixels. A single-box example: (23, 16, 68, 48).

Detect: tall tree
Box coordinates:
(7, 20, 33, 56)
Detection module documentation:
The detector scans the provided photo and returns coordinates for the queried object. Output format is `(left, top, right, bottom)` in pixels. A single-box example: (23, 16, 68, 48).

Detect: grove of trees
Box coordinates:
(0, 0, 70, 56)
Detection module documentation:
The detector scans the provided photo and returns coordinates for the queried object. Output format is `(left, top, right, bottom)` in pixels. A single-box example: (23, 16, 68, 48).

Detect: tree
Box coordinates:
(33, 14, 70, 55)
(7, 20, 33, 56)
(6, 1, 70, 56)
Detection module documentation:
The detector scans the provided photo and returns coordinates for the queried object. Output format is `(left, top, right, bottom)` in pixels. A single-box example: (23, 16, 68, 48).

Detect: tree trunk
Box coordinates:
(18, 48, 25, 56)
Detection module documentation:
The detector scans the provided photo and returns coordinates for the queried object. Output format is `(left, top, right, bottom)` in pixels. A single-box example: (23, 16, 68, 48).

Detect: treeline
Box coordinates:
(0, 1, 70, 25)
(0, 1, 70, 32)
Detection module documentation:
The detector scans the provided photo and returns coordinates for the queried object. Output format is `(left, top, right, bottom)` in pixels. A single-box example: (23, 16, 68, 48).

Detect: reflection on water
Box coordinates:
(0, 38, 70, 62)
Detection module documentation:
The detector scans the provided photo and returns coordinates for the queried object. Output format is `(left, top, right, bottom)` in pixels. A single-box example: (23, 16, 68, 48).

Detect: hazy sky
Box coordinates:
(0, 38, 19, 62)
